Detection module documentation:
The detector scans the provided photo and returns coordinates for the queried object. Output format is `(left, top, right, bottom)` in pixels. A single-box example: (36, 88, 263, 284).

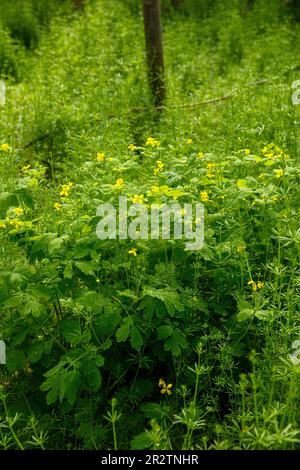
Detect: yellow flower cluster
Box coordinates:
(114, 178, 124, 189)
(128, 144, 137, 151)
(154, 160, 164, 176)
(261, 143, 289, 160)
(60, 182, 74, 197)
(200, 190, 209, 202)
(146, 137, 160, 147)
(96, 152, 105, 162)
(274, 168, 284, 178)
(128, 247, 137, 257)
(247, 279, 264, 291)
(0, 143, 10, 152)
(132, 194, 144, 204)
(1, 207, 25, 231)
(158, 378, 172, 395)
(54, 202, 62, 211)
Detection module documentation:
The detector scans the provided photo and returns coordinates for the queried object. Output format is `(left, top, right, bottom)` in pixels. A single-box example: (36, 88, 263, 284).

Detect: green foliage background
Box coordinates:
(0, 0, 300, 450)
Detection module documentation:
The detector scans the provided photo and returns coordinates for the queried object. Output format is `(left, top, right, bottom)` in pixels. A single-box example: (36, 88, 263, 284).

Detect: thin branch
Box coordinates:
(120, 78, 270, 115)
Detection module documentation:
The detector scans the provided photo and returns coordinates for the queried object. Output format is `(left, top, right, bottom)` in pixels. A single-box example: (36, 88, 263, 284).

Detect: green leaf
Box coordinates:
(81, 361, 102, 392)
(63, 262, 73, 279)
(94, 308, 121, 336)
(27, 342, 45, 363)
(0, 192, 18, 217)
(116, 316, 133, 343)
(130, 326, 143, 351)
(75, 261, 98, 276)
(237, 308, 255, 322)
(157, 325, 173, 340)
(255, 309, 273, 321)
(130, 432, 152, 450)
(21, 298, 45, 317)
(6, 349, 25, 372)
(142, 288, 183, 316)
(164, 330, 188, 357)
(60, 318, 82, 344)
(64, 370, 81, 405)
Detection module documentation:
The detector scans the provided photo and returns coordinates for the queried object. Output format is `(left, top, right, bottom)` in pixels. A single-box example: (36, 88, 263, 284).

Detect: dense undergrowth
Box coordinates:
(0, 0, 300, 450)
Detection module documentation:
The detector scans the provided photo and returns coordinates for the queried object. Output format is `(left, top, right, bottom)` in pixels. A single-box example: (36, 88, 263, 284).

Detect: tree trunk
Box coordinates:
(142, 0, 165, 108)
(73, 0, 85, 11)
(171, 0, 183, 8)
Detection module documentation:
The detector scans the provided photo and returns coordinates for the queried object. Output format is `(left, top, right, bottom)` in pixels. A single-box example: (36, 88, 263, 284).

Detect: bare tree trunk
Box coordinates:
(142, 0, 165, 108)
(171, 0, 183, 8)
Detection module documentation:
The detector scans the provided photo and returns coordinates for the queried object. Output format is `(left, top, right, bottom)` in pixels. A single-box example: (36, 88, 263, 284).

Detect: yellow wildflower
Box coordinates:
(257, 281, 264, 289)
(197, 152, 205, 159)
(200, 191, 209, 202)
(54, 202, 62, 211)
(236, 244, 245, 254)
(146, 137, 160, 147)
(60, 182, 74, 197)
(128, 144, 137, 151)
(206, 163, 216, 170)
(21, 165, 31, 172)
(151, 185, 160, 194)
(128, 248, 137, 257)
(186, 138, 193, 145)
(247, 279, 257, 291)
(13, 207, 24, 217)
(96, 152, 105, 162)
(114, 178, 124, 189)
(244, 148, 251, 155)
(9, 219, 22, 230)
(132, 194, 144, 204)
(154, 160, 164, 175)
(158, 378, 166, 387)
(0, 143, 9, 152)
(207, 172, 215, 179)
(160, 383, 172, 395)
(274, 169, 284, 178)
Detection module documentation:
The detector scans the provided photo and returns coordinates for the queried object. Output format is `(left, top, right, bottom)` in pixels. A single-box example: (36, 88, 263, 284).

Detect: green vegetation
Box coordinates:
(0, 0, 300, 450)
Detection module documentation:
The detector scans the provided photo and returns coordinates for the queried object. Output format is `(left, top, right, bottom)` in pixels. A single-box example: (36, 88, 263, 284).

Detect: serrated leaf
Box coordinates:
(60, 318, 82, 344)
(6, 349, 26, 372)
(164, 330, 188, 357)
(64, 369, 81, 405)
(64, 262, 73, 279)
(75, 261, 98, 276)
(81, 361, 102, 392)
(130, 432, 152, 450)
(94, 308, 121, 336)
(157, 325, 173, 340)
(130, 326, 143, 351)
(116, 317, 132, 343)
(237, 308, 255, 322)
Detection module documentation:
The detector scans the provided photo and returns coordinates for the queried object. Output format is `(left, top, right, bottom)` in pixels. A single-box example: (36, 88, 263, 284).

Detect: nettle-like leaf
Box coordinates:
(130, 326, 143, 351)
(59, 317, 82, 344)
(142, 287, 184, 317)
(157, 325, 173, 340)
(81, 359, 102, 392)
(63, 262, 73, 279)
(6, 349, 26, 372)
(94, 306, 121, 337)
(4, 293, 45, 317)
(164, 330, 188, 357)
(75, 260, 99, 276)
(116, 316, 133, 343)
(42, 366, 81, 406)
